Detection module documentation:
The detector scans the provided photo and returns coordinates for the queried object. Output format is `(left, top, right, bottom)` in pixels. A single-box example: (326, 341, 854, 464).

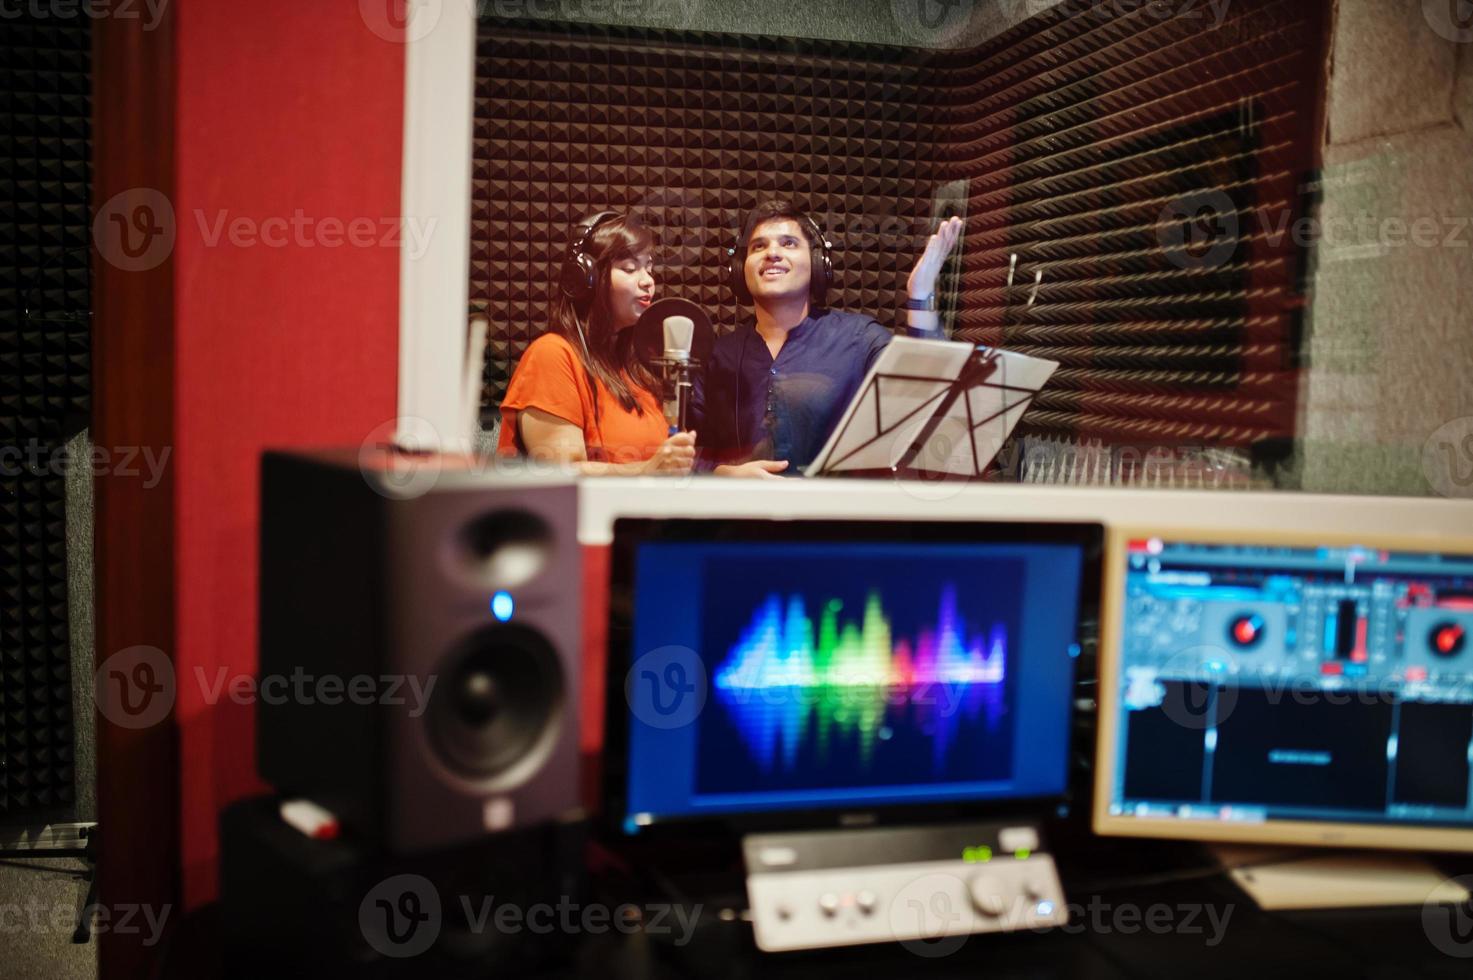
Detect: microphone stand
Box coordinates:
(657, 354, 696, 433)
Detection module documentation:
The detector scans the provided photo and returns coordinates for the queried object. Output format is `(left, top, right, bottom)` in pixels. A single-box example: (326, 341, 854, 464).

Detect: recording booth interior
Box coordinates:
(470, 0, 1324, 479)
(6, 1, 1473, 979)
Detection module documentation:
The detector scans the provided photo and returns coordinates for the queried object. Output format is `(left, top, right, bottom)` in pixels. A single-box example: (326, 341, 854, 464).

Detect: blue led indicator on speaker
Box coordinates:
(491, 591, 514, 622)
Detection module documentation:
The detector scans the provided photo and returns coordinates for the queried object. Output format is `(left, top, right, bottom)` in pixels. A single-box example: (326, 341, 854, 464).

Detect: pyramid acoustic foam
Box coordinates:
(1, 16, 90, 820)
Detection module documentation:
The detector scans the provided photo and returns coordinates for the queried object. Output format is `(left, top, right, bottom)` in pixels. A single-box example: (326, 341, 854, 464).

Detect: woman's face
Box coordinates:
(605, 251, 655, 330)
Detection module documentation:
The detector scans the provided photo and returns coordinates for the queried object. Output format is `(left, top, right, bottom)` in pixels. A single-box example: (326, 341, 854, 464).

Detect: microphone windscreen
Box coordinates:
(663, 316, 695, 357)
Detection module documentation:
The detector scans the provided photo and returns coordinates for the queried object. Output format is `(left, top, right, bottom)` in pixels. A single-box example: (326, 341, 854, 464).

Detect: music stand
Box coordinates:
(805, 336, 1058, 480)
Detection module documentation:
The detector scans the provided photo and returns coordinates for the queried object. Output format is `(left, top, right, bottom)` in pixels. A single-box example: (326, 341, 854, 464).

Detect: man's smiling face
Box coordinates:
(744, 218, 813, 304)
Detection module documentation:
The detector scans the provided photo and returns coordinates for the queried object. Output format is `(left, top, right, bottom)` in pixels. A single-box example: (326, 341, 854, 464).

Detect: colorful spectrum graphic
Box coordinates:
(712, 586, 1007, 774)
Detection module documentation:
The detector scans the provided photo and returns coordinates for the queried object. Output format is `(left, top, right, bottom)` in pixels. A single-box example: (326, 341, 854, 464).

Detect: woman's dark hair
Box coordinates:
(549, 213, 660, 415)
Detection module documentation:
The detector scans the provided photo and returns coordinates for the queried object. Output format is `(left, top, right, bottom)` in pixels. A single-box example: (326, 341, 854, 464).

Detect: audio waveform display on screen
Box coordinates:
(710, 586, 1007, 777)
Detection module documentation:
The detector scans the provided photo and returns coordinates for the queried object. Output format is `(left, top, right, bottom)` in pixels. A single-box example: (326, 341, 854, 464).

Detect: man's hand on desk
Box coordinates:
(715, 460, 790, 479)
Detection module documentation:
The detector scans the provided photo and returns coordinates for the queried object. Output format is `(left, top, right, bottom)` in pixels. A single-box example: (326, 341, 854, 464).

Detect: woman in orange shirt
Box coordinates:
(498, 212, 695, 474)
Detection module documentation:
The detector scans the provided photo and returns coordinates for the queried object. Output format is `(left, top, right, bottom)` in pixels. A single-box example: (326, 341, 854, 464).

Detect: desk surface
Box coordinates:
(565, 856, 1473, 980)
(208, 798, 1473, 980)
(209, 857, 1473, 979)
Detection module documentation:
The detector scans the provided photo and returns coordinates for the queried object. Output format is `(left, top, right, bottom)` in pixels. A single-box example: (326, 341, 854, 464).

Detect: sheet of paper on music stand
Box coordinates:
(805, 336, 1058, 478)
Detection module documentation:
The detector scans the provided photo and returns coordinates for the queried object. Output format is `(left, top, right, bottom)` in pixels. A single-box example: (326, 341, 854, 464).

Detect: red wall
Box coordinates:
(582, 545, 612, 756)
(580, 545, 612, 809)
(95, 7, 406, 959)
(171, 1, 404, 907)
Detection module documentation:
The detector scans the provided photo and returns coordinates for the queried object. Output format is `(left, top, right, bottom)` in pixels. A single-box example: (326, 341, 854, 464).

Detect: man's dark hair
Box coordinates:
(740, 199, 819, 247)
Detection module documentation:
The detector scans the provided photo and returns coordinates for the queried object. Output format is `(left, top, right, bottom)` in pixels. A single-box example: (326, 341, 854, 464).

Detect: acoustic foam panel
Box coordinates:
(0, 17, 90, 820)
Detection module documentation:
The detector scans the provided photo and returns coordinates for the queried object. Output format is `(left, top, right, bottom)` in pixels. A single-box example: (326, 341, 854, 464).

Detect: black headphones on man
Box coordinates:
(559, 210, 623, 302)
(725, 207, 833, 308)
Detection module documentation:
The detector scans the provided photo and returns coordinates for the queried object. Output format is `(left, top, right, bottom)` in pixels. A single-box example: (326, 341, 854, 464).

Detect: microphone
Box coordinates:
(662, 315, 696, 432)
(663, 315, 695, 364)
(633, 298, 714, 433)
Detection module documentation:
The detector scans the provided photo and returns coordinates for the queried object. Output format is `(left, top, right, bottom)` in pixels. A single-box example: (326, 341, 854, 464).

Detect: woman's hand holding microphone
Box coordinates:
(641, 430, 697, 475)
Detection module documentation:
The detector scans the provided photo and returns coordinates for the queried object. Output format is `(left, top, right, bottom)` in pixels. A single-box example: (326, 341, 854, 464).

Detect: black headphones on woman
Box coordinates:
(554, 211, 626, 452)
(724, 208, 833, 308)
(559, 210, 623, 302)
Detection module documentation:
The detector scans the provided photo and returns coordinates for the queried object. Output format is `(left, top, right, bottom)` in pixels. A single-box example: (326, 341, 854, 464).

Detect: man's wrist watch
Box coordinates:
(906, 293, 937, 312)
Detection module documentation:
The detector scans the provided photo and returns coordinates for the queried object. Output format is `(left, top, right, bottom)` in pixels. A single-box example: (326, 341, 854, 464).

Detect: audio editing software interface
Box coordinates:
(615, 524, 1092, 834)
(1105, 539, 1473, 829)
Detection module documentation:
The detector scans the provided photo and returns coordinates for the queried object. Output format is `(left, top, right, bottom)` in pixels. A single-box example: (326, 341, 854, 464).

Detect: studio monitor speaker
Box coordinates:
(257, 449, 581, 854)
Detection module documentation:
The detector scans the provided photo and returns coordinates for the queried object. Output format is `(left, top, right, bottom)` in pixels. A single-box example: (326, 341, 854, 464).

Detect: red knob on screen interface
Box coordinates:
(1430, 622, 1467, 659)
(1228, 614, 1264, 648)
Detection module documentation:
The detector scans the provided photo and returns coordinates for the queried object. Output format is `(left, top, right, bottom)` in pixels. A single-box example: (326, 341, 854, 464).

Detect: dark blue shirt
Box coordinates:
(691, 309, 893, 472)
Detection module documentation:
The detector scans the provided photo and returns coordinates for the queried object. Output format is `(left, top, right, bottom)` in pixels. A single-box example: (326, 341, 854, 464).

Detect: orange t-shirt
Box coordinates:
(498, 333, 669, 463)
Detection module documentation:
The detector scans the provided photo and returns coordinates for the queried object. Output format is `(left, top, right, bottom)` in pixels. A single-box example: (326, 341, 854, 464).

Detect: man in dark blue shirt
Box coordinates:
(692, 200, 962, 477)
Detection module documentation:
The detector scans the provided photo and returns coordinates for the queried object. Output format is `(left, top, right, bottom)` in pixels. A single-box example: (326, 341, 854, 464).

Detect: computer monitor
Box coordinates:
(1094, 527, 1473, 852)
(605, 518, 1101, 837)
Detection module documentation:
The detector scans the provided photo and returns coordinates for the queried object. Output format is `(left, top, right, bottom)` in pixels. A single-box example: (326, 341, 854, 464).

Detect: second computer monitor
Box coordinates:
(1094, 527, 1473, 852)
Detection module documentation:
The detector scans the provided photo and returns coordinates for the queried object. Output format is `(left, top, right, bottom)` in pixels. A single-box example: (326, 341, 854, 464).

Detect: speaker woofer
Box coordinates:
(426, 623, 564, 784)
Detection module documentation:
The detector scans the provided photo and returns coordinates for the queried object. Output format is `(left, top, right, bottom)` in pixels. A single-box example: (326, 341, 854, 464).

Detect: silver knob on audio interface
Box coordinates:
(967, 874, 1009, 918)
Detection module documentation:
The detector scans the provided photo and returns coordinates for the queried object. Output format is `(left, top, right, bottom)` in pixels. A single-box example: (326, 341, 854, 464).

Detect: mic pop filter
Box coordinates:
(634, 297, 714, 366)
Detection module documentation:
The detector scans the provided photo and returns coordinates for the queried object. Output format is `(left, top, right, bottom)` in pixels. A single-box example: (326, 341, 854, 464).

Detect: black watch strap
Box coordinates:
(905, 293, 936, 312)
